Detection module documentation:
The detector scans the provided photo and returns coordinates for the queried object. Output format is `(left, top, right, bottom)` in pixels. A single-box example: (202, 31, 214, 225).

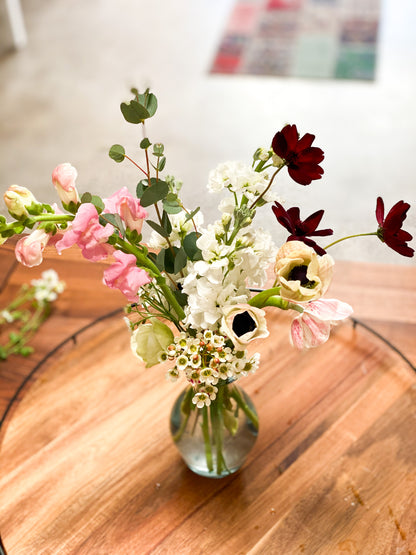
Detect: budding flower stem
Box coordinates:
(116, 238, 186, 322)
(324, 232, 378, 250)
(249, 164, 285, 211)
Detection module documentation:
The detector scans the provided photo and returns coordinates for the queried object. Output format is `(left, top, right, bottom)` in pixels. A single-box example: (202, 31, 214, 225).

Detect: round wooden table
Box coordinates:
(0, 307, 415, 554)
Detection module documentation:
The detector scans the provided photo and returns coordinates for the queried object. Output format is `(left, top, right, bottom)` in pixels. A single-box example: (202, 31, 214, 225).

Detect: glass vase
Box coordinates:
(170, 379, 258, 478)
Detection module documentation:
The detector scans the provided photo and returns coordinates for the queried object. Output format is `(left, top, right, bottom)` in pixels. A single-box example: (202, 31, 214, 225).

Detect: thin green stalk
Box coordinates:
(172, 387, 194, 442)
(230, 386, 259, 431)
(249, 164, 285, 210)
(115, 238, 185, 322)
(324, 232, 377, 250)
(201, 406, 213, 472)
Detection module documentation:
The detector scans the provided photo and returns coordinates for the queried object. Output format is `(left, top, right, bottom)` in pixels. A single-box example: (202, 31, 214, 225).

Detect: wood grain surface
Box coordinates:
(0, 241, 415, 555)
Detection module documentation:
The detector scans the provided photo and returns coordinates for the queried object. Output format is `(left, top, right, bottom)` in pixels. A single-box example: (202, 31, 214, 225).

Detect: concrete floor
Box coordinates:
(0, 0, 415, 265)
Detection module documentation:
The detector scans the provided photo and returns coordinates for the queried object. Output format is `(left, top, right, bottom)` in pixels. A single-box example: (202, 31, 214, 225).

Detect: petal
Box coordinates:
(302, 209, 325, 233)
(384, 200, 410, 232)
(296, 132, 315, 151)
(282, 124, 299, 152)
(305, 298, 353, 321)
(375, 197, 385, 226)
(288, 164, 324, 185)
(272, 131, 288, 159)
(296, 146, 325, 164)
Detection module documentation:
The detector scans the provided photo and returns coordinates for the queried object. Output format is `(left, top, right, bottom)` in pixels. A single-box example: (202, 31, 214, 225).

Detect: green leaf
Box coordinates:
(109, 144, 126, 162)
(120, 100, 150, 123)
(174, 247, 188, 274)
(140, 180, 169, 207)
(81, 192, 92, 203)
(146, 219, 169, 238)
(91, 195, 105, 213)
(161, 210, 172, 235)
(138, 91, 158, 117)
(99, 213, 125, 237)
(184, 207, 200, 222)
(140, 137, 151, 149)
(162, 194, 182, 214)
(173, 289, 188, 308)
(136, 180, 148, 199)
(183, 232, 203, 261)
(155, 249, 166, 271)
(157, 156, 166, 172)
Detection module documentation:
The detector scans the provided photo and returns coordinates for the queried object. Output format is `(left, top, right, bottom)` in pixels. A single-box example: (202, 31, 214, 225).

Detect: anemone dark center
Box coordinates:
(232, 311, 256, 337)
(288, 264, 316, 288)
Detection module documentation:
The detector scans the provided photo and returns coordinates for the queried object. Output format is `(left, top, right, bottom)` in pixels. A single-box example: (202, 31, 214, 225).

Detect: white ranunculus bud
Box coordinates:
(130, 319, 174, 368)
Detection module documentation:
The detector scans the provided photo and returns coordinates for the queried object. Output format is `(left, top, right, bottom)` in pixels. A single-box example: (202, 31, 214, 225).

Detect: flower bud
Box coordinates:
(4, 185, 39, 219)
(15, 228, 51, 267)
(130, 319, 174, 368)
(52, 163, 80, 205)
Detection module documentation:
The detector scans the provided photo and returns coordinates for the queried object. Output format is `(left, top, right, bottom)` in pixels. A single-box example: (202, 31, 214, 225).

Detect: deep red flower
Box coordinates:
(272, 124, 324, 185)
(272, 202, 333, 255)
(376, 197, 414, 257)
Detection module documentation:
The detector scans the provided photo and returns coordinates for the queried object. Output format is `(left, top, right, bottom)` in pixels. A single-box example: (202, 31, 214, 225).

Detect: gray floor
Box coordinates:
(1, 0, 415, 265)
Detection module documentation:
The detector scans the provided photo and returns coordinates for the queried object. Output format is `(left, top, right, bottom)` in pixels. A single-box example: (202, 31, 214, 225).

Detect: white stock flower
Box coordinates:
(207, 161, 270, 200)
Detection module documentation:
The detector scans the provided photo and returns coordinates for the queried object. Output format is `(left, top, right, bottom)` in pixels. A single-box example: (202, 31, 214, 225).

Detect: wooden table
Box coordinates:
(0, 240, 415, 555)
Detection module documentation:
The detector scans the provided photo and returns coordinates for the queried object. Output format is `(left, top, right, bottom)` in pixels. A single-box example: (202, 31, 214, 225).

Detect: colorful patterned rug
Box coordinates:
(211, 0, 380, 80)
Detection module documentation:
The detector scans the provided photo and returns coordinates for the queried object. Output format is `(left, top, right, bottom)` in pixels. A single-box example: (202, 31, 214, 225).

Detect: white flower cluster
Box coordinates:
(162, 329, 260, 406)
(181, 220, 276, 329)
(30, 269, 66, 303)
(207, 161, 279, 203)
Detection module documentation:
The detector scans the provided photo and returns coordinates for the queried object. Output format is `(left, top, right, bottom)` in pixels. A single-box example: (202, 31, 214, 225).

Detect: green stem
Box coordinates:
(115, 238, 185, 322)
(172, 387, 194, 442)
(230, 386, 259, 431)
(249, 164, 285, 210)
(212, 385, 227, 476)
(324, 232, 378, 250)
(29, 214, 74, 224)
(201, 406, 213, 472)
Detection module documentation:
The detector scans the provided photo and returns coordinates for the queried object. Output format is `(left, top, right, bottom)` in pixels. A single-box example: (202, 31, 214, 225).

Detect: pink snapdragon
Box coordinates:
(52, 163, 80, 205)
(290, 298, 353, 349)
(104, 187, 147, 234)
(55, 203, 114, 261)
(103, 250, 151, 301)
(15, 228, 51, 267)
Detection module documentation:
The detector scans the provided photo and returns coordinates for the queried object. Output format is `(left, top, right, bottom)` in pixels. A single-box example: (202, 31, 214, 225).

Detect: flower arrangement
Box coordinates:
(1, 89, 413, 476)
(0, 269, 65, 360)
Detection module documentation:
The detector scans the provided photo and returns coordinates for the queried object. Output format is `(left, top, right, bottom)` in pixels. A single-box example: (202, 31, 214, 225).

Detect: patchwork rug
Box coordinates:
(210, 0, 380, 80)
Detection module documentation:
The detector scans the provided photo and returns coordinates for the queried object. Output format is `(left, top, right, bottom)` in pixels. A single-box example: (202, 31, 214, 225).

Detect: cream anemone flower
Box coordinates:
(221, 304, 269, 350)
(275, 240, 334, 302)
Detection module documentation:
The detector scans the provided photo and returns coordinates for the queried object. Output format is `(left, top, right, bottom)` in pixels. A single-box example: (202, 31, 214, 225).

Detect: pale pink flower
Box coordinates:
(52, 163, 80, 205)
(55, 203, 113, 261)
(103, 250, 151, 301)
(290, 298, 353, 349)
(104, 187, 147, 234)
(15, 228, 51, 267)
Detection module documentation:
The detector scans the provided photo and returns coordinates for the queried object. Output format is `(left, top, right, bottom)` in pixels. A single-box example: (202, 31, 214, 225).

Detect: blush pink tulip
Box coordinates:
(104, 187, 147, 234)
(52, 163, 80, 205)
(103, 250, 151, 301)
(55, 203, 114, 261)
(290, 298, 353, 349)
(15, 228, 51, 267)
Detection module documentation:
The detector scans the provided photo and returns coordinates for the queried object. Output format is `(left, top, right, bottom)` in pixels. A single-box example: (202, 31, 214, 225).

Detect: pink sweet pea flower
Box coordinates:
(104, 187, 147, 234)
(290, 298, 353, 349)
(103, 250, 151, 301)
(55, 203, 114, 261)
(15, 228, 51, 267)
(52, 163, 80, 205)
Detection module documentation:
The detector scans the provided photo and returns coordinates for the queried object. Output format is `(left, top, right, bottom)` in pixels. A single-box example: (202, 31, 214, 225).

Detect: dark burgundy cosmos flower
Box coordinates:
(272, 202, 333, 255)
(272, 124, 324, 186)
(375, 197, 414, 257)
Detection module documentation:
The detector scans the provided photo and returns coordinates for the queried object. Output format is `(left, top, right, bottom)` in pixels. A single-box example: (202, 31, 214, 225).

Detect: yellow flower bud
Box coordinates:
(4, 185, 38, 219)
